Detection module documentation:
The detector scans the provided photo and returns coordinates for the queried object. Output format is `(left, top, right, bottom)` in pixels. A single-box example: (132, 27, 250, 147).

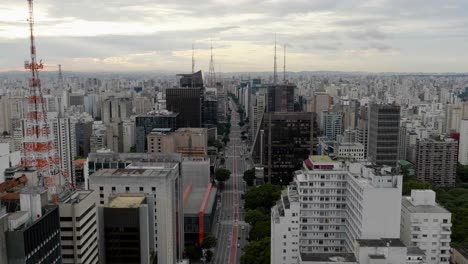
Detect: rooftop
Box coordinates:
(300, 253, 356, 263)
(59, 190, 93, 204)
(356, 238, 406, 248)
(407, 247, 426, 256)
(402, 196, 450, 214)
(310, 155, 333, 163)
(91, 167, 176, 179)
(184, 186, 217, 215)
(108, 194, 146, 208)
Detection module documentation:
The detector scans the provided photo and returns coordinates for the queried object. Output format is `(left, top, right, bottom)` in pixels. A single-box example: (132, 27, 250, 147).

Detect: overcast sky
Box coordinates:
(1, 0, 468, 73)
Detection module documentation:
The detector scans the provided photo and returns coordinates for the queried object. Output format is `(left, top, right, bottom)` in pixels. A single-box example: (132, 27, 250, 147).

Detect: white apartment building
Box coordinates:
(400, 190, 451, 264)
(271, 156, 403, 264)
(89, 163, 181, 264)
(335, 142, 365, 161)
(459, 119, 468, 165)
(59, 190, 99, 264)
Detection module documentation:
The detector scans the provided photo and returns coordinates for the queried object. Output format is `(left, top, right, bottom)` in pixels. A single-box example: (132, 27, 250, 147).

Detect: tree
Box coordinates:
(238, 121, 245, 127)
(129, 145, 136, 153)
(240, 237, 270, 264)
(250, 220, 271, 241)
(243, 169, 256, 186)
(245, 209, 269, 226)
(215, 168, 231, 182)
(201, 235, 217, 249)
(244, 184, 283, 211)
(402, 176, 432, 195)
(457, 164, 468, 183)
(205, 250, 214, 263)
(185, 245, 201, 261)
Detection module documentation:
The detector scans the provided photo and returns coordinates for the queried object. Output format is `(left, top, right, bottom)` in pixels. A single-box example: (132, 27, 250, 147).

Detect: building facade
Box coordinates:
(166, 88, 202, 128)
(368, 103, 400, 167)
(135, 111, 179, 152)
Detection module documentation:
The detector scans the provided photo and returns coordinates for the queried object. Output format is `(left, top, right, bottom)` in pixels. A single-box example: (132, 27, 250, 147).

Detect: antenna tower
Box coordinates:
(192, 44, 195, 74)
(208, 41, 216, 87)
(273, 35, 278, 84)
(23, 0, 70, 204)
(283, 44, 286, 83)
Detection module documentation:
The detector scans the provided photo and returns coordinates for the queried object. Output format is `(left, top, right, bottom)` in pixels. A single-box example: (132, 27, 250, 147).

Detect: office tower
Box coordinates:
(271, 158, 403, 264)
(253, 112, 318, 185)
(122, 120, 135, 153)
(133, 95, 153, 115)
(101, 96, 132, 152)
(83, 94, 101, 119)
(90, 121, 106, 153)
(135, 111, 179, 152)
(250, 91, 267, 142)
(267, 84, 295, 112)
(177, 70, 204, 88)
(322, 111, 343, 140)
(147, 128, 208, 156)
(89, 164, 182, 264)
(166, 87, 203, 128)
(6, 188, 62, 264)
(356, 106, 368, 159)
(401, 190, 451, 264)
(445, 104, 462, 133)
(368, 103, 400, 167)
(75, 114, 93, 157)
(216, 82, 227, 122)
(459, 119, 468, 165)
(98, 194, 153, 264)
(309, 92, 332, 128)
(59, 190, 99, 264)
(56, 117, 77, 186)
(202, 93, 218, 127)
(415, 137, 457, 187)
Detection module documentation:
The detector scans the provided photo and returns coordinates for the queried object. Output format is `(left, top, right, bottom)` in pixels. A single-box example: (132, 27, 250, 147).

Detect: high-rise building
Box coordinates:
(250, 91, 267, 142)
(135, 111, 179, 152)
(147, 128, 208, 156)
(202, 93, 218, 127)
(401, 190, 451, 264)
(98, 194, 154, 264)
(271, 158, 403, 263)
(253, 112, 318, 185)
(166, 88, 203, 128)
(122, 120, 135, 153)
(6, 188, 62, 264)
(356, 106, 369, 159)
(368, 103, 400, 167)
(89, 164, 182, 264)
(75, 114, 93, 157)
(415, 137, 457, 187)
(445, 104, 462, 133)
(308, 92, 332, 128)
(267, 84, 295, 112)
(458, 119, 468, 165)
(90, 121, 106, 153)
(59, 190, 99, 264)
(322, 111, 343, 140)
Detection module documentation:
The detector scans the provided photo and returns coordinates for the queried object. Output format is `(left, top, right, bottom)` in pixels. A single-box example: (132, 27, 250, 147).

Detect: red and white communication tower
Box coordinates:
(23, 0, 70, 204)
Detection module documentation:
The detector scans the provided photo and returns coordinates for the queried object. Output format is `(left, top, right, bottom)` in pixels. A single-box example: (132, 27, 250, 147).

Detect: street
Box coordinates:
(212, 99, 251, 264)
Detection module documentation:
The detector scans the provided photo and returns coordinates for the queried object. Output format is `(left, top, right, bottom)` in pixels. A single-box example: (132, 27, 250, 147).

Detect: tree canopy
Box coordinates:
(244, 184, 283, 212)
(243, 169, 256, 187)
(215, 168, 231, 182)
(240, 237, 270, 264)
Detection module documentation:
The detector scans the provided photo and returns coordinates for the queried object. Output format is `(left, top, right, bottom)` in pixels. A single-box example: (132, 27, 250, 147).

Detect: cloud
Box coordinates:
(1, 0, 468, 72)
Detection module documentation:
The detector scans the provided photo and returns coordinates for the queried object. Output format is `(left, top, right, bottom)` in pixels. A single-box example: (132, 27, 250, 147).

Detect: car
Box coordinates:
(237, 243, 240, 248)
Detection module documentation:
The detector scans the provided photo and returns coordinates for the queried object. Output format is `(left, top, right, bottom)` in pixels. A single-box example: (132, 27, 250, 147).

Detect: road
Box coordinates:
(212, 99, 251, 264)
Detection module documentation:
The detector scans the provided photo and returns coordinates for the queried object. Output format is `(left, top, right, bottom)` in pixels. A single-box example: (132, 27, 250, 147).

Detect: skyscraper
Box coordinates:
(322, 111, 343, 140)
(166, 88, 202, 128)
(267, 84, 295, 112)
(368, 103, 400, 167)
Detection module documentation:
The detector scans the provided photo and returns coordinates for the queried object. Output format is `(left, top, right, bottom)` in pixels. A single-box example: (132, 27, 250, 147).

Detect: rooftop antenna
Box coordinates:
(191, 43, 195, 74)
(273, 34, 278, 85)
(283, 44, 286, 83)
(58, 64, 64, 89)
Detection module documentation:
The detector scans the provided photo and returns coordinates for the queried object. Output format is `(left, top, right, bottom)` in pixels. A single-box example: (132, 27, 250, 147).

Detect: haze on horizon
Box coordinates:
(1, 0, 468, 73)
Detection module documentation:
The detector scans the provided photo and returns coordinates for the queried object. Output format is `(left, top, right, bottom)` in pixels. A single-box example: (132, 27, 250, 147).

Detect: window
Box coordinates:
(99, 194, 104, 198)
(112, 186, 116, 191)
(140, 187, 144, 191)
(152, 187, 156, 192)
(125, 187, 130, 192)
(99, 186, 103, 191)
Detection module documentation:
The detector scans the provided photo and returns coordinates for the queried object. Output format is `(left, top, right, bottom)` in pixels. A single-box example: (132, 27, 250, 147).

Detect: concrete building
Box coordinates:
(59, 190, 99, 264)
(147, 127, 208, 156)
(400, 190, 451, 264)
(55, 117, 77, 186)
(0, 207, 8, 263)
(89, 164, 182, 264)
(451, 247, 468, 264)
(445, 104, 462, 133)
(6, 188, 62, 264)
(135, 110, 179, 152)
(252, 112, 318, 185)
(322, 111, 343, 140)
(368, 103, 400, 167)
(90, 121, 106, 153)
(356, 106, 369, 159)
(458, 119, 468, 165)
(271, 158, 403, 264)
(98, 194, 153, 264)
(335, 142, 365, 161)
(309, 93, 332, 129)
(202, 93, 218, 127)
(75, 114, 93, 157)
(415, 137, 457, 187)
(0, 142, 20, 184)
(122, 119, 135, 153)
(250, 91, 267, 142)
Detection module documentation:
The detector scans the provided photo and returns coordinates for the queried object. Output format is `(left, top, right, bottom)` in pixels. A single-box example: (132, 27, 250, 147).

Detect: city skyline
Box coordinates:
(1, 0, 468, 73)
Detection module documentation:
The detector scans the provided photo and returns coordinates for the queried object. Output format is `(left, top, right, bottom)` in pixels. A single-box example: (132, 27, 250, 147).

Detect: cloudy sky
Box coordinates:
(1, 0, 468, 73)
